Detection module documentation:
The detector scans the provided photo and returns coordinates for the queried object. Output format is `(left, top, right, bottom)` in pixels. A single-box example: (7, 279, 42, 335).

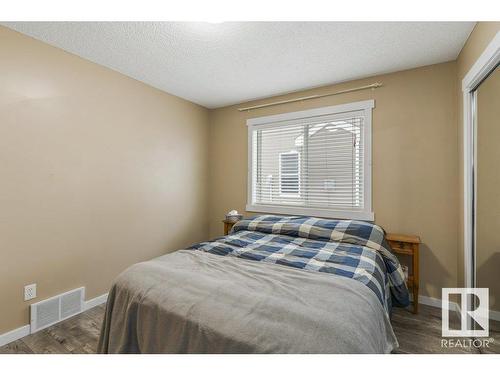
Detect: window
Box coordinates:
(279, 151, 300, 197)
(247, 100, 374, 220)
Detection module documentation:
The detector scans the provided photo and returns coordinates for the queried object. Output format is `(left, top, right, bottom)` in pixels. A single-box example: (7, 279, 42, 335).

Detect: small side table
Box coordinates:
(223, 219, 238, 235)
(386, 233, 421, 314)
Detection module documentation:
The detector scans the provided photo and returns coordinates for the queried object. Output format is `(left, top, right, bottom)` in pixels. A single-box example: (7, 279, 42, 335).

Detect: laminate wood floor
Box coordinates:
(1, 303, 498, 354)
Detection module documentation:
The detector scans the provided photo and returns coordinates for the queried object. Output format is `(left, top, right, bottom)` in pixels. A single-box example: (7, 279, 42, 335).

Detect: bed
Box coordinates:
(98, 215, 409, 354)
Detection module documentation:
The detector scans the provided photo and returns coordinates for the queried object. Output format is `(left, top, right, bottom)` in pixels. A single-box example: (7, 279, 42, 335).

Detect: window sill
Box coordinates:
(246, 204, 375, 221)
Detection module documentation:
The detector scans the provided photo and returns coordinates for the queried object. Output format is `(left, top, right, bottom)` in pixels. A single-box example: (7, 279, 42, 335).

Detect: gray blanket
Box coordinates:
(98, 250, 398, 353)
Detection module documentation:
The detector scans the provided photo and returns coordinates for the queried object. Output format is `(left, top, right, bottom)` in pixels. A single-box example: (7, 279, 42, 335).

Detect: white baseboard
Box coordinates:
(84, 293, 109, 311)
(489, 308, 500, 322)
(0, 292, 108, 347)
(0, 325, 31, 347)
(416, 294, 500, 322)
(417, 294, 460, 311)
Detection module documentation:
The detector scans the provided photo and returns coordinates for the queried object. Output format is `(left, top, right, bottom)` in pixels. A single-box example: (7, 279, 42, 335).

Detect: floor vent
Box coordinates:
(30, 287, 85, 333)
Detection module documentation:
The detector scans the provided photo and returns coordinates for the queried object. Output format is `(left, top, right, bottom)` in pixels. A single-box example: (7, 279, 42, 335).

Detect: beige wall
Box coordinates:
(208, 62, 459, 301)
(0, 26, 210, 334)
(476, 67, 500, 311)
(2, 22, 499, 336)
(456, 23, 500, 289)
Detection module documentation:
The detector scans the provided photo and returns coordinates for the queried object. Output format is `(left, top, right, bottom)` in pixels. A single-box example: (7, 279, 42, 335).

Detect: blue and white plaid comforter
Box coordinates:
(189, 215, 409, 313)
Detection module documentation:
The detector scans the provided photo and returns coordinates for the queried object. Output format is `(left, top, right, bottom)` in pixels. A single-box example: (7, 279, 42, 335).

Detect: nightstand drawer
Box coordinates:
(390, 240, 415, 254)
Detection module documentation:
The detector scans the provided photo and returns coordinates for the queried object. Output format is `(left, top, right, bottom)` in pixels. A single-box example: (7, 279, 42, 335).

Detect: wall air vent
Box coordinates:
(30, 287, 85, 333)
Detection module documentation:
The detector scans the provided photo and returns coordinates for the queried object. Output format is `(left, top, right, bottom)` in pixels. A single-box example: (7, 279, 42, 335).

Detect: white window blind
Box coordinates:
(247, 100, 374, 220)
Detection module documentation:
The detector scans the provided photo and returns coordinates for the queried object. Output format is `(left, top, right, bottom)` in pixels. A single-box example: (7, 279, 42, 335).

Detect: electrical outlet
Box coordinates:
(24, 284, 37, 301)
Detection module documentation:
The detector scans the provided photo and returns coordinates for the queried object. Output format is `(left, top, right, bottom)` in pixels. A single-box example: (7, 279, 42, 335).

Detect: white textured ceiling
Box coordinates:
(3, 22, 475, 108)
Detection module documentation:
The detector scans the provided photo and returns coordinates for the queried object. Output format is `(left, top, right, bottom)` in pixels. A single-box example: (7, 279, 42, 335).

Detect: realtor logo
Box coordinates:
(442, 288, 489, 337)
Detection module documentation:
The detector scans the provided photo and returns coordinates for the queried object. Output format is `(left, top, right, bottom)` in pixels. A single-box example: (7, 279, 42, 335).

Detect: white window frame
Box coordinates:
(278, 151, 301, 198)
(246, 99, 374, 221)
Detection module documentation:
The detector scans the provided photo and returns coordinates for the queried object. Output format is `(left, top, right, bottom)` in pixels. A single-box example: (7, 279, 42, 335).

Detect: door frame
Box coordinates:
(462, 31, 500, 293)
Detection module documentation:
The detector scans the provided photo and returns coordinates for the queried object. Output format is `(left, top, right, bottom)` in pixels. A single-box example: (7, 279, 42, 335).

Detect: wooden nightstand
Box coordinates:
(386, 233, 421, 314)
(222, 219, 238, 235)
